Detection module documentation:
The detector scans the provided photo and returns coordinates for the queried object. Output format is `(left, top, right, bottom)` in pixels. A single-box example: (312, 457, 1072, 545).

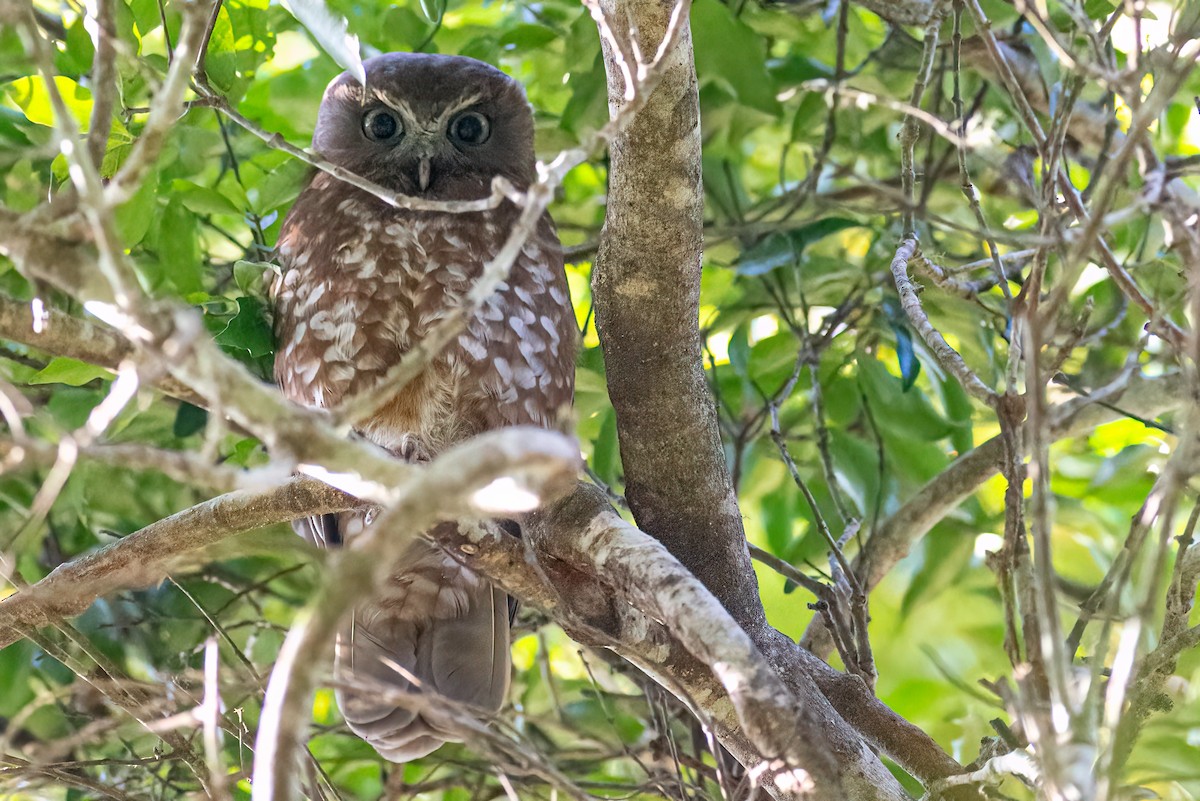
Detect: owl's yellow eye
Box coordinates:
(449, 111, 490, 145)
(363, 108, 401, 141)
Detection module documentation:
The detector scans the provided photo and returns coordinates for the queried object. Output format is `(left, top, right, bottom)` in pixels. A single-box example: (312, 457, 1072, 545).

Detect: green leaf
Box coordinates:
(173, 402, 208, 438)
(560, 58, 607, 136)
(0, 106, 34, 150)
(225, 0, 277, 74)
(129, 0, 162, 39)
(382, 6, 432, 49)
(769, 54, 833, 87)
(900, 525, 975, 615)
(789, 217, 861, 250)
(589, 409, 621, 486)
(252, 158, 309, 214)
(458, 35, 501, 64)
(691, 0, 779, 114)
(828, 429, 878, 518)
(736, 233, 794, 276)
(215, 296, 275, 358)
(156, 198, 203, 294)
(736, 219, 861, 276)
(225, 436, 262, 467)
(203, 6, 240, 94)
(173, 180, 242, 215)
(62, 16, 97, 74)
(417, 0, 445, 25)
(728, 323, 751, 378)
(499, 24, 558, 50)
(856, 356, 955, 442)
(29, 357, 113, 387)
(234, 260, 276, 294)
(1082, 0, 1117, 19)
(281, 0, 365, 86)
(0, 640, 35, 716)
(8, 76, 93, 130)
(890, 321, 920, 390)
(936, 373, 974, 455)
(761, 486, 795, 555)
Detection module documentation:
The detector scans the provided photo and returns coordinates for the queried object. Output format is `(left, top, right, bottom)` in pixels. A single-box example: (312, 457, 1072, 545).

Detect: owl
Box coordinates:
(272, 53, 577, 761)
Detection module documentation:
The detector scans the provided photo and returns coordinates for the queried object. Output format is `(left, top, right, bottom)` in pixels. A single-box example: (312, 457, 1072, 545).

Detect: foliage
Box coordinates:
(1, 0, 1199, 799)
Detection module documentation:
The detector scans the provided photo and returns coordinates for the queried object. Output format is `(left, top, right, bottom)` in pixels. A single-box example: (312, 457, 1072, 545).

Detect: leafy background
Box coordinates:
(1, 0, 1199, 798)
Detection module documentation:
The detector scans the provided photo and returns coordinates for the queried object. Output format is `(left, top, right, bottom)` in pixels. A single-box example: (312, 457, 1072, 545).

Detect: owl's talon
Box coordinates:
(395, 438, 432, 464)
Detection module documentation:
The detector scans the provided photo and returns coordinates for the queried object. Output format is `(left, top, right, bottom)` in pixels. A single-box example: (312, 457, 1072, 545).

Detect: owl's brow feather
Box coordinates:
(365, 89, 484, 132)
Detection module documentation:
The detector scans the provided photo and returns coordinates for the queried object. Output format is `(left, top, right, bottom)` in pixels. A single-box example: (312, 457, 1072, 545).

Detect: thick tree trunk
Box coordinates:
(587, 3, 916, 798)
(591, 0, 764, 630)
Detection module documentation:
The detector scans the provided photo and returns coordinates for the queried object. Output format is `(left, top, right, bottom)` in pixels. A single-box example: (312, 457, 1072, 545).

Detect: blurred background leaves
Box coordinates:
(1, 0, 1199, 798)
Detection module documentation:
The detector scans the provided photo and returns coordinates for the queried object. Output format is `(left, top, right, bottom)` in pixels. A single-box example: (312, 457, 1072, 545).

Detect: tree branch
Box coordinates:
(251, 428, 581, 801)
(0, 477, 354, 649)
(527, 483, 907, 801)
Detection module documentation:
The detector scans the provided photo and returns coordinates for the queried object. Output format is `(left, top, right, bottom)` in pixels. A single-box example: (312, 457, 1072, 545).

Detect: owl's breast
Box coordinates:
(275, 202, 461, 425)
(273, 180, 576, 454)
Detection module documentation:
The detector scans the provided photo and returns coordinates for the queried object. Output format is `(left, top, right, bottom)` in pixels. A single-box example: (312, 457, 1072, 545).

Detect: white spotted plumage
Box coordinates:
(271, 51, 576, 764)
(274, 173, 575, 457)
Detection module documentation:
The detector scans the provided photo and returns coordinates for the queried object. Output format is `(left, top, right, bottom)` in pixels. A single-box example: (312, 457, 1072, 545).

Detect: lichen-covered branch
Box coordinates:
(529, 483, 912, 801)
(0, 476, 354, 649)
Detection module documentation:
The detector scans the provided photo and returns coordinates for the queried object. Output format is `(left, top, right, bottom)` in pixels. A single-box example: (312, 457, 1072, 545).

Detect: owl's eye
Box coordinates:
(449, 111, 491, 145)
(362, 108, 402, 141)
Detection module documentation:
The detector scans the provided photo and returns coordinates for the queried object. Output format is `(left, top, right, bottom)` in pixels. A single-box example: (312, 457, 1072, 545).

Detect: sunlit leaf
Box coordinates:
(281, 0, 365, 86)
(29, 357, 112, 386)
(8, 76, 93, 130)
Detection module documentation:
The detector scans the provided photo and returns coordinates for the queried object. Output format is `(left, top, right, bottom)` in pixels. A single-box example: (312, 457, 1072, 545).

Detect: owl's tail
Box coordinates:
(332, 538, 511, 762)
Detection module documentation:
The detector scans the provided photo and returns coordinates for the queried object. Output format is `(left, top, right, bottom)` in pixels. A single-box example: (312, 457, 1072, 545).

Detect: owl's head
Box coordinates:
(313, 53, 537, 200)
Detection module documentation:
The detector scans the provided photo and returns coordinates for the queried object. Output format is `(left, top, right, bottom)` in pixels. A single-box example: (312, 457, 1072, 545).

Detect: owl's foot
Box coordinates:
(392, 436, 432, 464)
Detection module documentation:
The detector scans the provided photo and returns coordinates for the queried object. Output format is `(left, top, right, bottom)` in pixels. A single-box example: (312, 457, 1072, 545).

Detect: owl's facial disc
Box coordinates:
(366, 103, 493, 194)
(314, 53, 537, 200)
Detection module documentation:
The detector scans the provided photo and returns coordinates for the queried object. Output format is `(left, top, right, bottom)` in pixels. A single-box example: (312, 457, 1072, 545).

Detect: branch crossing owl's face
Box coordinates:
(312, 53, 538, 202)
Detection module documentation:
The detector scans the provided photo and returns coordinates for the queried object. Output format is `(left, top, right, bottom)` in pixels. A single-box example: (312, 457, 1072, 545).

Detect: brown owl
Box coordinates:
(273, 53, 577, 761)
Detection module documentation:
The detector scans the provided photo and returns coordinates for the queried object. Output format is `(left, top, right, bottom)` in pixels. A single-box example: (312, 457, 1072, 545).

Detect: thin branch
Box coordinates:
(84, 0, 117, 170)
(898, 11, 944, 237)
(0, 438, 260, 494)
(888, 237, 999, 406)
(950, 1, 1011, 304)
(0, 476, 355, 649)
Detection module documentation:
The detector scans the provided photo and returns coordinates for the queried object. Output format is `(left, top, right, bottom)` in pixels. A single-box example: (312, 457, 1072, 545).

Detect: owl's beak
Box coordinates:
(417, 157, 432, 192)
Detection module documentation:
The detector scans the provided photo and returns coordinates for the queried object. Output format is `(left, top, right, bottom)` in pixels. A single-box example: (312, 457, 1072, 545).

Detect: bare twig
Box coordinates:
(898, 11, 944, 236)
(84, 0, 117, 170)
(888, 237, 999, 406)
(950, 1, 1011, 304)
